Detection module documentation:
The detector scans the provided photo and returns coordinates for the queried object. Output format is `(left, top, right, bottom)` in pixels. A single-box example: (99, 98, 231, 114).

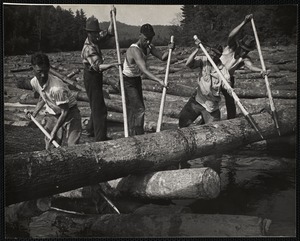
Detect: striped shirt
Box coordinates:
(30, 74, 77, 115)
(81, 30, 111, 72)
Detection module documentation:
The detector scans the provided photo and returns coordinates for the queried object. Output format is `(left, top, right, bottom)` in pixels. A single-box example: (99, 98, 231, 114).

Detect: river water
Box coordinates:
(4, 125, 296, 237)
(174, 137, 296, 236)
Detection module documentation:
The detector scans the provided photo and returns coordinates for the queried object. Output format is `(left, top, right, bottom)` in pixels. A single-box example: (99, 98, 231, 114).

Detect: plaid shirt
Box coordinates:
(81, 30, 111, 72)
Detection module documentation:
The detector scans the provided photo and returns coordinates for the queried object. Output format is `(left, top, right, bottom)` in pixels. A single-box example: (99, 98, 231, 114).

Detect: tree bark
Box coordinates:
(5, 107, 296, 205)
(107, 167, 220, 200)
(28, 211, 271, 238)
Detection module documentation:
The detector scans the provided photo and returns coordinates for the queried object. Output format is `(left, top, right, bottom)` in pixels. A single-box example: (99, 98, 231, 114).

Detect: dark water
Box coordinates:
(4, 125, 296, 237)
(175, 144, 296, 236)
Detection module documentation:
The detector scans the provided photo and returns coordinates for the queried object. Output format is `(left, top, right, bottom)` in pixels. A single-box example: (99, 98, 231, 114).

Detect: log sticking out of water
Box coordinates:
(108, 168, 220, 200)
(5, 107, 296, 205)
(28, 211, 271, 237)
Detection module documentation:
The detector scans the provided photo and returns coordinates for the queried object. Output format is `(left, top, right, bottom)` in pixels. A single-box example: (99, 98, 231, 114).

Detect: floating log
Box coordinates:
(108, 167, 220, 200)
(141, 79, 194, 97)
(234, 88, 296, 99)
(5, 107, 295, 205)
(28, 211, 271, 237)
(10, 66, 32, 73)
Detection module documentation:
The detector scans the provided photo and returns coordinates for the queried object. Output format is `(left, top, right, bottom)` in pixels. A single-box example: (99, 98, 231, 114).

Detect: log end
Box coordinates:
(202, 168, 220, 199)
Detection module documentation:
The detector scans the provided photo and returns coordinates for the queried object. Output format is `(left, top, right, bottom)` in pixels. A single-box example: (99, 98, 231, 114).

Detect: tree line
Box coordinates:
(172, 5, 297, 47)
(3, 5, 173, 55)
(3, 5, 297, 55)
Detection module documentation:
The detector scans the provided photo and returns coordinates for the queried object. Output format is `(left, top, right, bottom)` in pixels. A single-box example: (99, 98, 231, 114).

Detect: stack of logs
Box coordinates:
(4, 46, 297, 237)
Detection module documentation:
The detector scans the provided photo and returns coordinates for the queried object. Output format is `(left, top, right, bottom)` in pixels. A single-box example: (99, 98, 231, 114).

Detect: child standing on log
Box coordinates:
(123, 24, 175, 136)
(220, 14, 270, 119)
(25, 53, 82, 150)
(178, 40, 232, 128)
(81, 9, 119, 141)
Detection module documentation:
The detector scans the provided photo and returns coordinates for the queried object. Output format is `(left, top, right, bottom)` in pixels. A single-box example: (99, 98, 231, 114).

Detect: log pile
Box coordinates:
(5, 107, 296, 205)
(4, 45, 297, 134)
(4, 45, 297, 238)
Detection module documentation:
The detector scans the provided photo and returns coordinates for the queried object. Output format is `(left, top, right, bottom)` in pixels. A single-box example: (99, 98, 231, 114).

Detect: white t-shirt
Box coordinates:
(30, 74, 77, 115)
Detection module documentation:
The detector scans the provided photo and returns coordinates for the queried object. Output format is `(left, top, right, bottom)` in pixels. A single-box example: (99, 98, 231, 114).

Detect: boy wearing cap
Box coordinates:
(123, 23, 175, 136)
(178, 40, 232, 128)
(26, 53, 82, 150)
(220, 14, 270, 119)
(81, 9, 119, 142)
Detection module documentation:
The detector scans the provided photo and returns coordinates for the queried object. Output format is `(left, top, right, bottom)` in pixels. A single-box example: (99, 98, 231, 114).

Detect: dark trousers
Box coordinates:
(179, 96, 220, 128)
(123, 75, 145, 136)
(221, 76, 236, 119)
(83, 68, 108, 141)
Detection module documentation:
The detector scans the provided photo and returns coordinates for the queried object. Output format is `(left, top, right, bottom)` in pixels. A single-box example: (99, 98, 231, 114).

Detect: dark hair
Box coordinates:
(140, 23, 155, 38)
(31, 53, 50, 68)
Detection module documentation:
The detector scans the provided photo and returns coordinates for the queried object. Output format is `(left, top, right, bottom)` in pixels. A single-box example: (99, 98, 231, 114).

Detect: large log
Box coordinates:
(107, 167, 220, 200)
(141, 79, 194, 97)
(5, 107, 295, 205)
(28, 211, 271, 237)
(234, 88, 296, 99)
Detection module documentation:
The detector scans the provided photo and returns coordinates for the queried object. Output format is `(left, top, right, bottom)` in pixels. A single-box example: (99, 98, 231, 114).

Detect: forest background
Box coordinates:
(3, 4, 297, 55)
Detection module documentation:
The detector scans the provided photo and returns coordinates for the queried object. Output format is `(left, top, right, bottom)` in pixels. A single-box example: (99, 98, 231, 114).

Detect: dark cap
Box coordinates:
(140, 24, 155, 38)
(85, 16, 100, 32)
(238, 35, 256, 51)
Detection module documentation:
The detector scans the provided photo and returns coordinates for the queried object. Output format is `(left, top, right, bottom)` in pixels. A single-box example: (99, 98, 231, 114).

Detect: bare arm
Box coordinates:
(33, 96, 45, 117)
(244, 58, 271, 77)
(99, 63, 119, 72)
(26, 96, 45, 119)
(186, 48, 201, 69)
(227, 14, 253, 47)
(107, 7, 116, 35)
(149, 41, 175, 61)
(129, 48, 166, 87)
(244, 58, 263, 72)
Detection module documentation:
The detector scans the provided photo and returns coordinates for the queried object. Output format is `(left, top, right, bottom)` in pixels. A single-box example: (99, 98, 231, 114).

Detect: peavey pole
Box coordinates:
(251, 18, 281, 136)
(24, 109, 60, 148)
(111, 5, 129, 137)
(156, 36, 174, 132)
(193, 35, 264, 140)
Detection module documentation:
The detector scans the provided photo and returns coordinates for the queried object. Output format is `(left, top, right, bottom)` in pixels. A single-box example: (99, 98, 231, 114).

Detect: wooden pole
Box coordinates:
(24, 110, 60, 148)
(251, 18, 281, 136)
(5, 107, 295, 205)
(193, 35, 264, 140)
(111, 5, 129, 137)
(156, 36, 174, 132)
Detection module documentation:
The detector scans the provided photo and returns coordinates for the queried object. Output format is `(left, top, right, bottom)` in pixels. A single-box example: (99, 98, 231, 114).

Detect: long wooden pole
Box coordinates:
(24, 110, 60, 148)
(251, 18, 281, 136)
(156, 36, 174, 132)
(193, 35, 264, 140)
(111, 5, 129, 137)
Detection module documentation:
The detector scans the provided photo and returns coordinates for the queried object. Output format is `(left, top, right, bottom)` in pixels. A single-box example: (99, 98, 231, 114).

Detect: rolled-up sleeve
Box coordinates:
(51, 87, 70, 106)
(83, 46, 103, 72)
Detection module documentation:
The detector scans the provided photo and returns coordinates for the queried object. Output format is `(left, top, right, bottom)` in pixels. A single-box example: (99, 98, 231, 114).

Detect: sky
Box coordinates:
(53, 4, 182, 26)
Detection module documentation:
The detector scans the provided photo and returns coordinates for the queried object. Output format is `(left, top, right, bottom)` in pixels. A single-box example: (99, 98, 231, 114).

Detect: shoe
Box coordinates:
(82, 130, 94, 137)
